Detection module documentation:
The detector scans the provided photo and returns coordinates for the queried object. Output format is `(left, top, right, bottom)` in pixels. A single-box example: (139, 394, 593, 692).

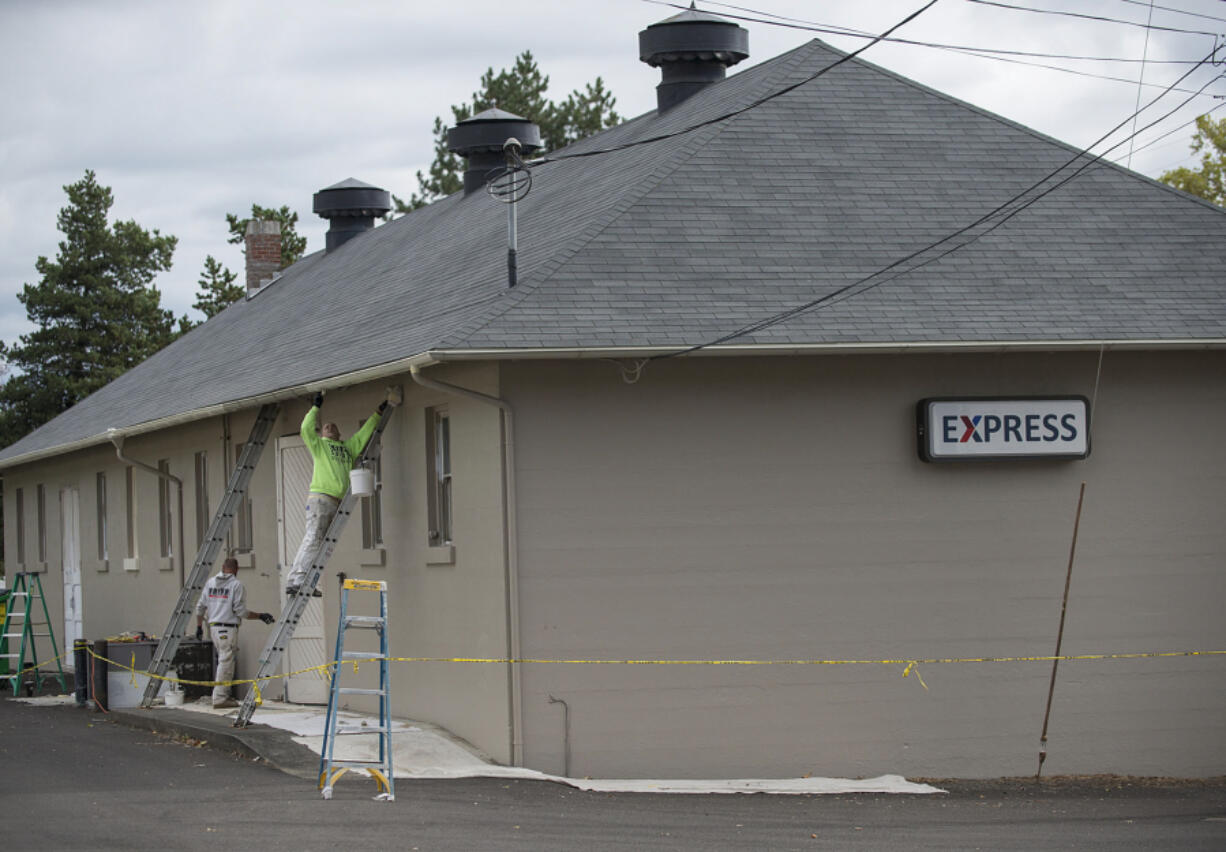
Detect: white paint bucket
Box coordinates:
(350, 467, 375, 497)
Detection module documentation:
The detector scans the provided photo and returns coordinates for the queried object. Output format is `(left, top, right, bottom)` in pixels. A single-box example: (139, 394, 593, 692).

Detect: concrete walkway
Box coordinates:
(24, 694, 942, 795)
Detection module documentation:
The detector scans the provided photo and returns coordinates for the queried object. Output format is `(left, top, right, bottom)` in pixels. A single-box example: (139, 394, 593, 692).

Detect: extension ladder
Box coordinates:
(1, 572, 67, 696)
(235, 403, 396, 727)
(319, 578, 394, 801)
(140, 403, 282, 707)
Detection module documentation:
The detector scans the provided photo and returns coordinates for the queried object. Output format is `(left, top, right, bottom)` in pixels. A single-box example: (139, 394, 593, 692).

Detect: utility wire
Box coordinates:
(640, 0, 1220, 100)
(533, 0, 942, 165)
(1128, 0, 1158, 169)
(650, 46, 1224, 360)
(1123, 99, 1226, 161)
(966, 0, 1226, 39)
(1110, 0, 1226, 26)
(681, 0, 1208, 64)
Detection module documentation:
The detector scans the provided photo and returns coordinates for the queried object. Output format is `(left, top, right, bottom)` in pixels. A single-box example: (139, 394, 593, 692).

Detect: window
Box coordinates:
(426, 408, 452, 544)
(360, 455, 383, 550)
(96, 472, 108, 562)
(14, 487, 24, 564)
(233, 445, 253, 552)
(36, 483, 46, 563)
(157, 459, 173, 559)
(125, 466, 137, 558)
(194, 451, 209, 551)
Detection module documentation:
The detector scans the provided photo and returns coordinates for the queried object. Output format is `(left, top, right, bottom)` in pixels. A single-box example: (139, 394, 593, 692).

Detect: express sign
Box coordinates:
(917, 397, 1090, 462)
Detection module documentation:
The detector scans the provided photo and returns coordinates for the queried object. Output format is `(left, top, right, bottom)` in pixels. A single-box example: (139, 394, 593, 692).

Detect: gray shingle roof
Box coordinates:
(3, 39, 1223, 465)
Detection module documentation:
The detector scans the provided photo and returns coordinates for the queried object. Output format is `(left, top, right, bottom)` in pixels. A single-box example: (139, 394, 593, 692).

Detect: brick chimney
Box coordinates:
(244, 220, 282, 294)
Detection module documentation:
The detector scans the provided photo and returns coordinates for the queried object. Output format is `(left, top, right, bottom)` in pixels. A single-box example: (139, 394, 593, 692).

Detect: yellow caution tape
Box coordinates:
(81, 647, 1226, 694)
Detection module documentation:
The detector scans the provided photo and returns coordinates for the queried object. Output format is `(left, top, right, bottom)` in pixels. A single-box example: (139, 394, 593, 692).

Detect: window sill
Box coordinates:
(233, 552, 255, 569)
(91, 560, 109, 573)
(123, 557, 140, 572)
(359, 549, 386, 568)
(157, 556, 174, 572)
(425, 544, 455, 566)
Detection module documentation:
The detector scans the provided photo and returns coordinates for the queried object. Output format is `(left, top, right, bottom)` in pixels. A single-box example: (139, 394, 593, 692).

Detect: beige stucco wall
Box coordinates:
(502, 350, 1226, 779)
(1, 367, 515, 767)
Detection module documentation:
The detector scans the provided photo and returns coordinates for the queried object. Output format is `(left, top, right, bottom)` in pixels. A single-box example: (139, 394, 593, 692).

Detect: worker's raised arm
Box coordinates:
(301, 398, 323, 449)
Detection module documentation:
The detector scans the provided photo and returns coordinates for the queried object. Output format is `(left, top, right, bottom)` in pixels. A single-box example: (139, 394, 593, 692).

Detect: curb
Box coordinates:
(105, 705, 320, 780)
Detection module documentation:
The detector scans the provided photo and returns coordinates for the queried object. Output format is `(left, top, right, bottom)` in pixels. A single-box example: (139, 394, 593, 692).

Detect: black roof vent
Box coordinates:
(639, 4, 749, 112)
(313, 178, 392, 253)
(447, 108, 543, 195)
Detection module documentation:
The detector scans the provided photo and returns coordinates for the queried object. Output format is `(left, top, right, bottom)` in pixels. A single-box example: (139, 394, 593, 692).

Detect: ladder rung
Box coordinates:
(340, 652, 385, 661)
(0, 654, 19, 659)
(343, 616, 384, 628)
(325, 759, 390, 769)
(334, 727, 392, 736)
(337, 687, 386, 696)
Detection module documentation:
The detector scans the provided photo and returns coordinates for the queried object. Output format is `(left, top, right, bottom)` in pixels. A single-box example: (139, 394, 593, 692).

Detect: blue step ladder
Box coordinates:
(319, 578, 394, 801)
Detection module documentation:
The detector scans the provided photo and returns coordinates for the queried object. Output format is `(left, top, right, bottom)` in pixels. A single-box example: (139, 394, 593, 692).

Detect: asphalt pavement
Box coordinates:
(4, 692, 1225, 851)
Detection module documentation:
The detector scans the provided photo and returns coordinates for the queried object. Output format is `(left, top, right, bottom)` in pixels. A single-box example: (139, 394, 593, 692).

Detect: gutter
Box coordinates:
(409, 363, 524, 768)
(426, 338, 1226, 361)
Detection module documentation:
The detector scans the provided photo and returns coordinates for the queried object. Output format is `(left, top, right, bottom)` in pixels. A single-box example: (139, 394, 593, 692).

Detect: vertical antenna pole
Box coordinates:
(504, 137, 521, 287)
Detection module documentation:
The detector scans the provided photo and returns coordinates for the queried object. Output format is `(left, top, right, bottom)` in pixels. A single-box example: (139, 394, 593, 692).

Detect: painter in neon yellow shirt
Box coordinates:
(301, 405, 380, 499)
(285, 398, 387, 594)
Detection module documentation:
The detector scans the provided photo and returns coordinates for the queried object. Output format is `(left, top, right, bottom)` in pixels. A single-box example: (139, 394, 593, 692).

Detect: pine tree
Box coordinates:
(192, 254, 243, 320)
(1160, 114, 1226, 208)
(0, 170, 177, 447)
(396, 51, 621, 212)
(225, 204, 307, 267)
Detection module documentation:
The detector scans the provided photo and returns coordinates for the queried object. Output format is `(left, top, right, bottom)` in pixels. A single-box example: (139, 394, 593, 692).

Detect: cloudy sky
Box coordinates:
(1, 0, 1222, 348)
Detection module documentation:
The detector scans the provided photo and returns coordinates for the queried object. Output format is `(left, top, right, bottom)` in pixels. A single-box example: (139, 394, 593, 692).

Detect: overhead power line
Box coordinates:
(686, 0, 1212, 64)
(642, 0, 1221, 100)
(965, 0, 1226, 39)
(1110, 0, 1226, 26)
(1121, 99, 1226, 163)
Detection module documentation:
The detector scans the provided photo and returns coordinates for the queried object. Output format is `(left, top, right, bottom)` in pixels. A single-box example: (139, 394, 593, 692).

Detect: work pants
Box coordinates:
(210, 624, 239, 704)
(287, 493, 339, 588)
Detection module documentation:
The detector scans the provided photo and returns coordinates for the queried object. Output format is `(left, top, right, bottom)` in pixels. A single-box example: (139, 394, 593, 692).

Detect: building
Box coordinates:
(2, 9, 1223, 779)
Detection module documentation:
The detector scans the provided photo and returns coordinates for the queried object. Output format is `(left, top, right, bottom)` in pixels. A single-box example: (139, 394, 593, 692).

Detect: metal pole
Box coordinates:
(1037, 481, 1087, 779)
(504, 137, 521, 288)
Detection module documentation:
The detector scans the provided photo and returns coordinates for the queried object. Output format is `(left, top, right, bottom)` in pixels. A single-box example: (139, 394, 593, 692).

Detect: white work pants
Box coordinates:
(287, 493, 339, 588)
(210, 624, 239, 704)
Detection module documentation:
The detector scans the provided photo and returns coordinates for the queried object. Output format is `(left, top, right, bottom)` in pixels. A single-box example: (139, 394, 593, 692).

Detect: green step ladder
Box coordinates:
(319, 578, 394, 801)
(1, 572, 67, 696)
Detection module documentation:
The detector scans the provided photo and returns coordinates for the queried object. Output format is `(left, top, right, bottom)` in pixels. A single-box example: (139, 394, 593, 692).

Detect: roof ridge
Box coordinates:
(435, 44, 820, 349)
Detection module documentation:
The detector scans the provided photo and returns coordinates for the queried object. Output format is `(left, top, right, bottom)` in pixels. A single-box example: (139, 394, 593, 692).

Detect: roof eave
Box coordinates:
(5, 338, 1223, 470)
(0, 350, 443, 472)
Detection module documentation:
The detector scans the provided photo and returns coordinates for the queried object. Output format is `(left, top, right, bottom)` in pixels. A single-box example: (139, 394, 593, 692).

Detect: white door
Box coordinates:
(60, 488, 82, 661)
(276, 436, 329, 704)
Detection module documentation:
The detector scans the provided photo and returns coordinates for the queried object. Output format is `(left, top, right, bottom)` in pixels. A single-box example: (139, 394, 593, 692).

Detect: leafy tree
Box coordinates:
(397, 51, 621, 211)
(192, 254, 243, 320)
(0, 170, 177, 447)
(1159, 114, 1226, 207)
(225, 204, 307, 268)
